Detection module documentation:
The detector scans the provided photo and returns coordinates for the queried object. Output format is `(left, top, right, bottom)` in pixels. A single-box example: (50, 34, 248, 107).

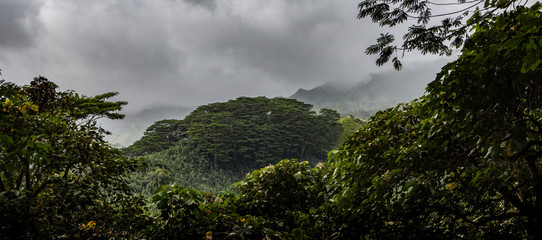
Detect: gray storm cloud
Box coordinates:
(0, 0, 447, 113)
(184, 0, 216, 9)
(0, 0, 43, 49)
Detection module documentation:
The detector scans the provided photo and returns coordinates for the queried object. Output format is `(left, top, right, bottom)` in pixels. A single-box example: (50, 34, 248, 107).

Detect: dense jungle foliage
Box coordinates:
(2, 1, 542, 239)
(0, 77, 148, 238)
(183, 97, 342, 166)
(129, 141, 248, 195)
(125, 97, 343, 166)
(126, 97, 345, 195)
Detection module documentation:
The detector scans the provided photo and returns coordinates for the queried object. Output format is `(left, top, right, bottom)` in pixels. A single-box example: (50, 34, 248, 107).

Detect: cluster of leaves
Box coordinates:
(0, 77, 149, 239)
(358, 0, 532, 69)
(338, 116, 365, 143)
(145, 159, 331, 239)
(147, 185, 284, 239)
(328, 3, 542, 239)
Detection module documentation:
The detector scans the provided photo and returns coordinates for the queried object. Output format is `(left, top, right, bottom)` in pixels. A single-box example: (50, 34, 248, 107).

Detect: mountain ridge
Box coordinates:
(290, 61, 446, 118)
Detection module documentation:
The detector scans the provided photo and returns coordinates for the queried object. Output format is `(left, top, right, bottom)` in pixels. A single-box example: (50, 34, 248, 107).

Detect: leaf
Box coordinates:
(471, 170, 483, 185)
(484, 146, 494, 158)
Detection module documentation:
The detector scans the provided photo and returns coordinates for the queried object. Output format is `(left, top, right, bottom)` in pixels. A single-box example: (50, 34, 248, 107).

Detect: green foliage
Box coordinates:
(3, 3, 540, 239)
(235, 159, 326, 218)
(129, 141, 247, 196)
(184, 97, 342, 167)
(146, 184, 285, 239)
(234, 159, 333, 238)
(338, 116, 364, 141)
(146, 159, 331, 239)
(329, 4, 542, 239)
(124, 119, 185, 157)
(0, 77, 148, 239)
(357, 0, 524, 69)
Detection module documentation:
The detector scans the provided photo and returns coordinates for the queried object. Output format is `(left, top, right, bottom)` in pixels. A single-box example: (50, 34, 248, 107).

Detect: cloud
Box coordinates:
(182, 0, 371, 84)
(0, 0, 457, 146)
(184, 0, 216, 10)
(0, 0, 43, 49)
(0, 0, 449, 115)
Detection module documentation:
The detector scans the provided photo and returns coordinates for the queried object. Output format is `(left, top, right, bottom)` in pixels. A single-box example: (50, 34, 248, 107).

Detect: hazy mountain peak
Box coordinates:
(290, 60, 447, 118)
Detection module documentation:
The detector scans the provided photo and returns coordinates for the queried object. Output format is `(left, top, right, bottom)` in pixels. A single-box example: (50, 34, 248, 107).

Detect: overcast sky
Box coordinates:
(0, 0, 449, 113)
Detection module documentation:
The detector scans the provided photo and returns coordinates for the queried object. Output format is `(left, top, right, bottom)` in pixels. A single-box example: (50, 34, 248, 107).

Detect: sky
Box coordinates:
(0, 0, 452, 115)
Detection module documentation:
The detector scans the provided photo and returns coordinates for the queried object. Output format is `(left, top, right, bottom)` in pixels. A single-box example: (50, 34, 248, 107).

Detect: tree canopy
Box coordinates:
(124, 119, 185, 157)
(0, 77, 146, 238)
(182, 97, 342, 167)
(129, 140, 248, 195)
(2, 2, 541, 239)
(330, 3, 542, 238)
(358, 0, 532, 69)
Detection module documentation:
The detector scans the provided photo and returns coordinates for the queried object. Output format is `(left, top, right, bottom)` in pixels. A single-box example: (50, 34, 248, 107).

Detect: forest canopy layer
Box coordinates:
(1, 1, 542, 239)
(126, 96, 343, 167)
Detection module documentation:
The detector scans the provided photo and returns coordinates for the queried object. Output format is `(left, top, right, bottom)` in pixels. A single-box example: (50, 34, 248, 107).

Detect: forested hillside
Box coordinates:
(126, 97, 343, 164)
(129, 141, 246, 194)
(125, 96, 345, 194)
(2, 1, 542, 239)
(182, 97, 342, 166)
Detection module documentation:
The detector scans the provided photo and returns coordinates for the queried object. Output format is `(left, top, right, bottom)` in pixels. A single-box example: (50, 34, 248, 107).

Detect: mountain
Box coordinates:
(290, 82, 351, 106)
(290, 62, 445, 118)
(101, 105, 195, 147)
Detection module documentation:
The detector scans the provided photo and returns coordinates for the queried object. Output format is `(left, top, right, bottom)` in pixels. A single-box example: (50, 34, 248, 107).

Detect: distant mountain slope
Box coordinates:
(290, 62, 445, 118)
(101, 105, 195, 147)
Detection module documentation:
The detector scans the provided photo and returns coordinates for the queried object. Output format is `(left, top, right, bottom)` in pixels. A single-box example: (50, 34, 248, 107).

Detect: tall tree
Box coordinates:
(330, 4, 542, 238)
(125, 119, 185, 157)
(0, 77, 145, 238)
(182, 97, 342, 167)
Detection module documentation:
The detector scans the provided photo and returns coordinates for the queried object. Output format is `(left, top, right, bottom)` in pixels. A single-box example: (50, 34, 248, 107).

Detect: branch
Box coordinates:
(428, 0, 483, 6)
(404, 1, 485, 19)
(512, 140, 542, 161)
(0, 110, 55, 171)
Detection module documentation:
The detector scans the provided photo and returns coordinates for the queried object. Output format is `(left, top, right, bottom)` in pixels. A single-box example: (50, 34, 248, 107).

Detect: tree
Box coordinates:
(234, 159, 330, 237)
(357, 0, 529, 69)
(124, 119, 185, 157)
(330, 3, 542, 238)
(145, 159, 331, 239)
(0, 77, 146, 238)
(128, 140, 248, 195)
(183, 97, 342, 167)
(338, 116, 364, 137)
(235, 160, 325, 219)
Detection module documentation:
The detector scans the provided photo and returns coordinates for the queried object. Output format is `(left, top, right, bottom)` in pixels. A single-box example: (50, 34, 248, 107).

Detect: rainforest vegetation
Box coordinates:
(125, 97, 345, 194)
(125, 97, 343, 165)
(1, 1, 542, 239)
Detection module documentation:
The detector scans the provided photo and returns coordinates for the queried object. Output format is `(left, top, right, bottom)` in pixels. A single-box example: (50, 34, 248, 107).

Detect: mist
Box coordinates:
(0, 0, 453, 146)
